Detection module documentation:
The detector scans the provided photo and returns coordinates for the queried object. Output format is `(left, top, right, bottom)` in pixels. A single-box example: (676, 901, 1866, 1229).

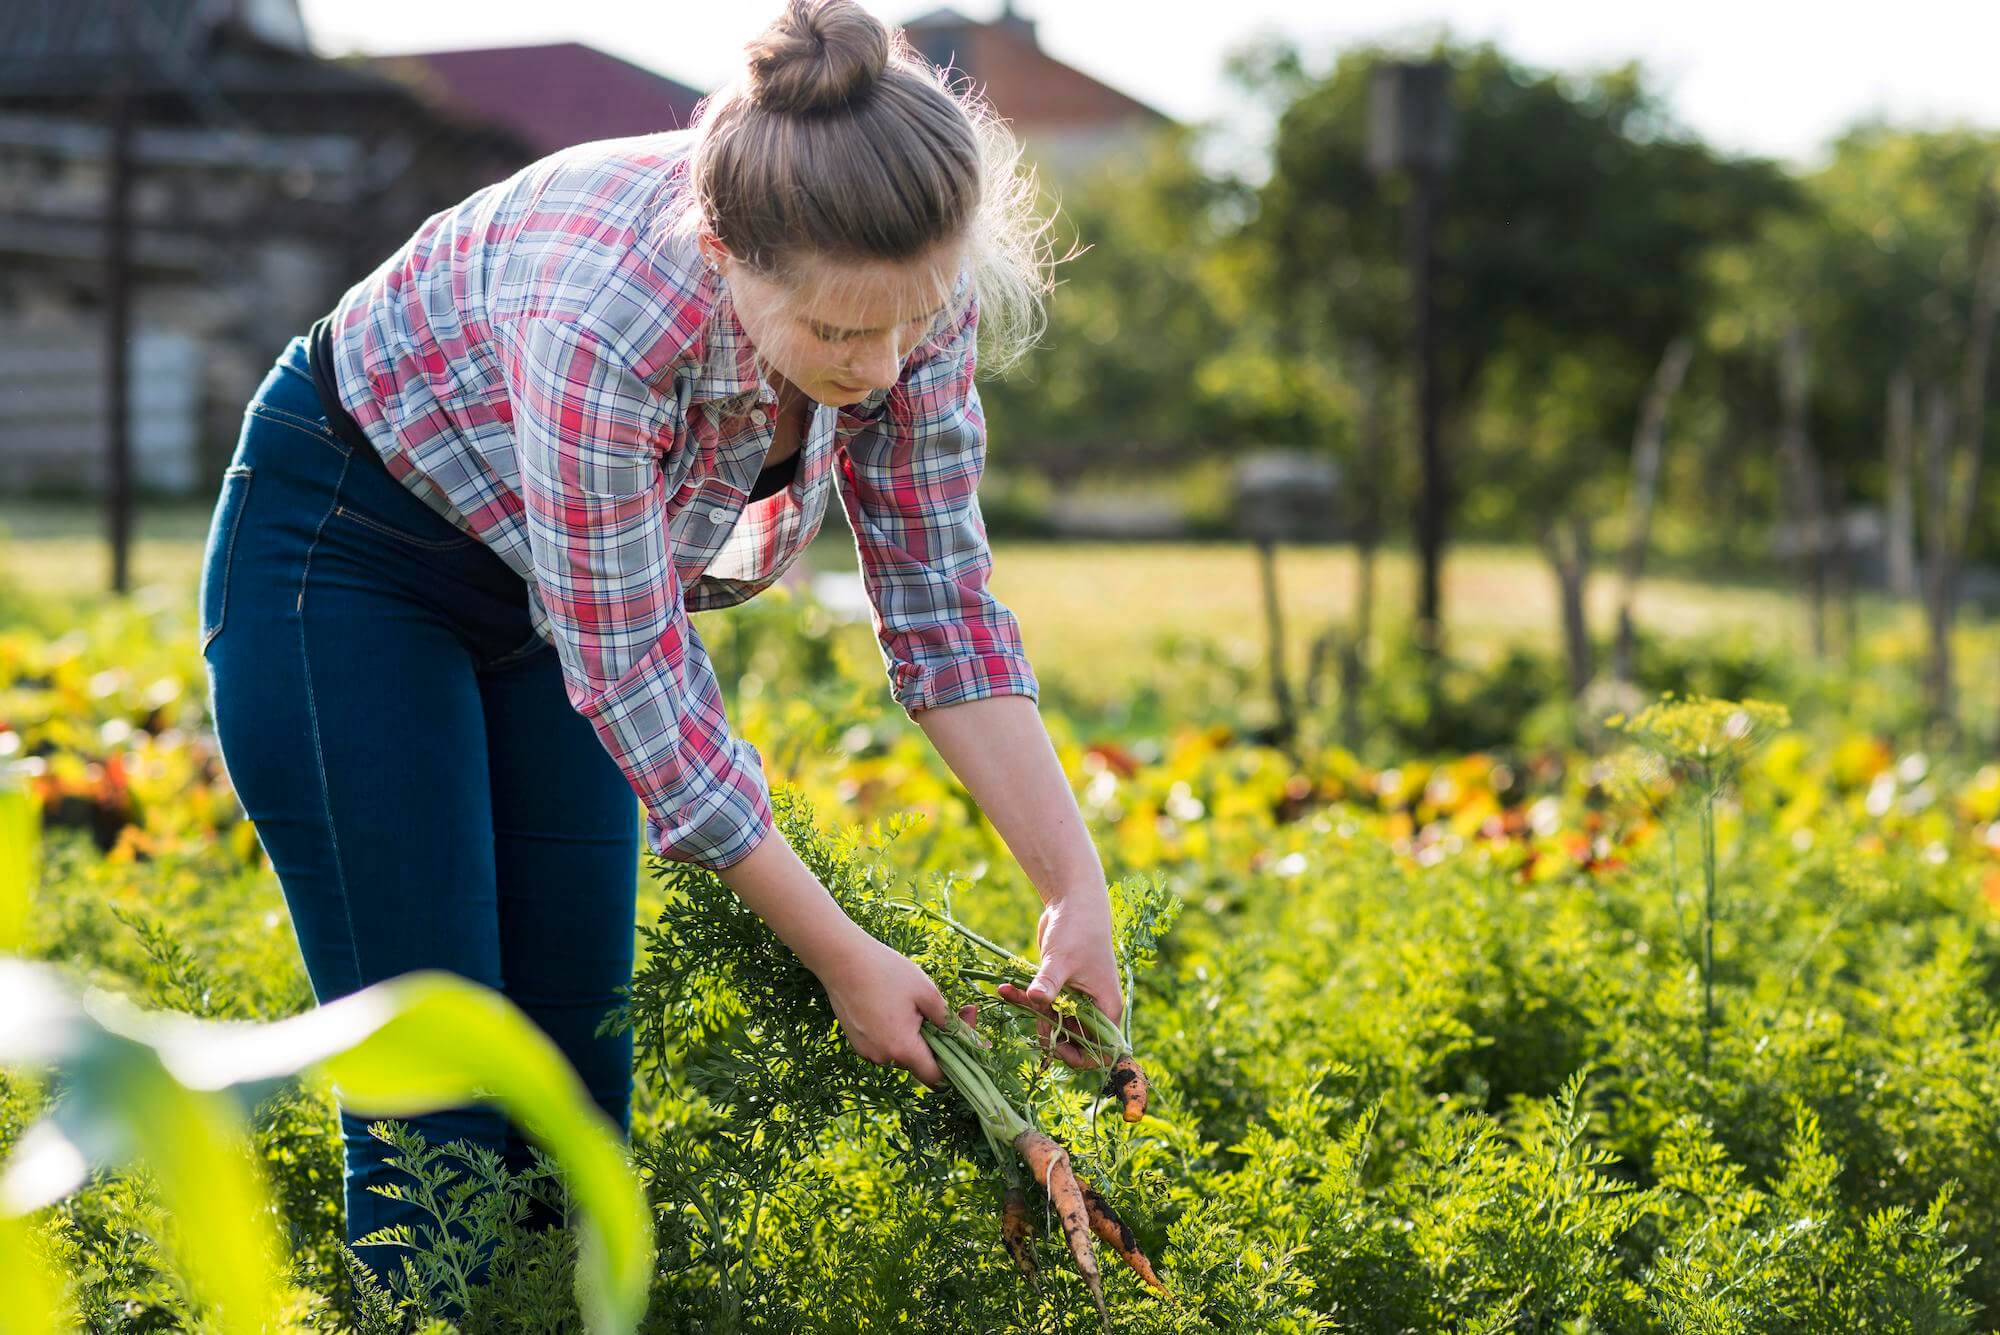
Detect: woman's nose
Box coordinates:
(848, 335, 903, 391)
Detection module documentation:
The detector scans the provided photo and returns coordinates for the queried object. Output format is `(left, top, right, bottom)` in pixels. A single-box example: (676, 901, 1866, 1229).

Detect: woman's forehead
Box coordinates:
(791, 246, 963, 325)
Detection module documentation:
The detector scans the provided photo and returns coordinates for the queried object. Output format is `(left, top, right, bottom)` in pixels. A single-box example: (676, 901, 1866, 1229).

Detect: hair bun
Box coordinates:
(745, 0, 889, 116)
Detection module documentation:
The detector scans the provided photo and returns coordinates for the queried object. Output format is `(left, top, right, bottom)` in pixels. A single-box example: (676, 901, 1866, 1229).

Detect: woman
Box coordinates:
(197, 0, 1122, 1274)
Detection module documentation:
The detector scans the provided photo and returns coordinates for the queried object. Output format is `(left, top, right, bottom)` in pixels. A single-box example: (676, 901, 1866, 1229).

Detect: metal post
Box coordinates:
(1368, 60, 1455, 659)
(105, 18, 135, 595)
(1409, 160, 1443, 654)
(1255, 534, 1295, 748)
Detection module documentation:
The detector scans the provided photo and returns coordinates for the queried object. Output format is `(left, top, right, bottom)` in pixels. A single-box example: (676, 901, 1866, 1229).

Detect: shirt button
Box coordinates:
(709, 506, 730, 523)
(749, 409, 768, 426)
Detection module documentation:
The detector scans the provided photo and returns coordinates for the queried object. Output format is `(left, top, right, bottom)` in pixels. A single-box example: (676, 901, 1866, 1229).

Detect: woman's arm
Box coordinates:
(501, 311, 959, 1086)
(914, 694, 1123, 1062)
(834, 285, 1123, 1059)
(912, 694, 1105, 903)
(501, 312, 773, 871)
(716, 830, 958, 1087)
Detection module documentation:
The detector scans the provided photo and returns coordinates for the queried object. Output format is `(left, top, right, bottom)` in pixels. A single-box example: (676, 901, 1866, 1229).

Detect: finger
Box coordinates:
(1024, 963, 1064, 1009)
(958, 1002, 979, 1029)
(1053, 1041, 1096, 1069)
(1067, 976, 1123, 1025)
(916, 985, 953, 1030)
(906, 1045, 947, 1089)
(995, 981, 1045, 1016)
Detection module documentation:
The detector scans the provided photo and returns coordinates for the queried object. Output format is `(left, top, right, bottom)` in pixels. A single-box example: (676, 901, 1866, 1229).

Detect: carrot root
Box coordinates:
(1001, 1184, 1039, 1287)
(1079, 1177, 1167, 1294)
(1015, 1130, 1108, 1327)
(1100, 1053, 1149, 1122)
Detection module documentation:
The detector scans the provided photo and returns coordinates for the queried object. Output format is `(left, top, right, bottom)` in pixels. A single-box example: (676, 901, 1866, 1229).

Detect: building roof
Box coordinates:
(901, 4, 1170, 133)
(369, 42, 706, 157)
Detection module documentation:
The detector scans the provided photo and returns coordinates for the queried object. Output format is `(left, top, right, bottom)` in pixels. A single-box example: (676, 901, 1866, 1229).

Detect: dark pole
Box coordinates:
(105, 19, 136, 595)
(1255, 533, 1296, 749)
(1409, 159, 1444, 654)
(1368, 60, 1454, 660)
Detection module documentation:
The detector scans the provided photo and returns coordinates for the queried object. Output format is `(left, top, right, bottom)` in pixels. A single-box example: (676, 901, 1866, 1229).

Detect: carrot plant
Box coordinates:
(614, 787, 1181, 1328)
(895, 897, 1159, 1123)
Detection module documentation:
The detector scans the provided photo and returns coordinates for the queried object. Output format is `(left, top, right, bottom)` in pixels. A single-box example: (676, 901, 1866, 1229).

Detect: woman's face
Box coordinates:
(699, 233, 966, 409)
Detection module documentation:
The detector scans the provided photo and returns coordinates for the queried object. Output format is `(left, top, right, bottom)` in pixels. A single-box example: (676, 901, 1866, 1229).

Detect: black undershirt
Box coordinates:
(745, 443, 799, 501)
(305, 313, 799, 500)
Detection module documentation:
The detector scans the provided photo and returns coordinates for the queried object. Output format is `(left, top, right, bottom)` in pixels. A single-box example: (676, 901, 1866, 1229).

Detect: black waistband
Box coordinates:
(305, 313, 389, 470)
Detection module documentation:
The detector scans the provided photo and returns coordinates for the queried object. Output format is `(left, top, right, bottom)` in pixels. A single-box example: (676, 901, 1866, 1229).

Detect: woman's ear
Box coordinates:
(697, 231, 730, 273)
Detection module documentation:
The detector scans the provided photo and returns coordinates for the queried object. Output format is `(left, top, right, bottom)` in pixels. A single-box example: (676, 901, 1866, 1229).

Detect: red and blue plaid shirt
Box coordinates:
(319, 130, 1038, 871)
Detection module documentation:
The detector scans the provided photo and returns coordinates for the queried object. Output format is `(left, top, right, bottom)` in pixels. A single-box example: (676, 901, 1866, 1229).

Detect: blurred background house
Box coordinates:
(0, 0, 1168, 500)
(901, 4, 1169, 177)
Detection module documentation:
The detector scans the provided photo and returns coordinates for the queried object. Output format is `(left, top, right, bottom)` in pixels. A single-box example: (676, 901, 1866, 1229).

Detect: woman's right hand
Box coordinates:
(811, 932, 965, 1088)
(712, 831, 969, 1087)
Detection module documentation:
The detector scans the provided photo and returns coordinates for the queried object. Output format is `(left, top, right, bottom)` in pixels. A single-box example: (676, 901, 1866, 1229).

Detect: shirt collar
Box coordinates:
(689, 267, 764, 408)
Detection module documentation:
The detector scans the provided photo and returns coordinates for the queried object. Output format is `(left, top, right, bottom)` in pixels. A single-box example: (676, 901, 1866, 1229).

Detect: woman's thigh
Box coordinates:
(480, 644, 642, 1134)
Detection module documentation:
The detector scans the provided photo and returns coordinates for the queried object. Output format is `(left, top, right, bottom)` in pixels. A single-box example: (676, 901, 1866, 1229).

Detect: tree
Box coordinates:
(1709, 126, 2000, 729)
(979, 125, 1252, 472)
(1240, 40, 1789, 698)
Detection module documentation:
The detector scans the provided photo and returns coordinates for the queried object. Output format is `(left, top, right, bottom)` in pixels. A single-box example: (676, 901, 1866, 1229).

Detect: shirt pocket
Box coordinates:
(666, 475, 743, 581)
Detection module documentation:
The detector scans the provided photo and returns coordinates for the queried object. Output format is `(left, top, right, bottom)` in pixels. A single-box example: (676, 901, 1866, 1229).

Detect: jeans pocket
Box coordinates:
(200, 463, 255, 653)
(332, 501, 481, 551)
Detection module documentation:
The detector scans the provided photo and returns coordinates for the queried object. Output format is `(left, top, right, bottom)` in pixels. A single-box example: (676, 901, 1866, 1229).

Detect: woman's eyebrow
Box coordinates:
(811, 301, 949, 337)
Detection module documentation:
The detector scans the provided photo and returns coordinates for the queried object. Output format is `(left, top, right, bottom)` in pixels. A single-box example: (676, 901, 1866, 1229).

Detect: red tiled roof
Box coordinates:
(369, 42, 705, 157)
(963, 23, 1167, 131)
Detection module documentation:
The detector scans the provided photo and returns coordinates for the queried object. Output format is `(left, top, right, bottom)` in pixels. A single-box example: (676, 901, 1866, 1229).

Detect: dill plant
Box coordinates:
(1609, 694, 1791, 1072)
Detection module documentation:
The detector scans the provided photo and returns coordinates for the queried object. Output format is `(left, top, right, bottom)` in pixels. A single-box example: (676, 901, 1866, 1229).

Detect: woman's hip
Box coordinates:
(199, 336, 545, 673)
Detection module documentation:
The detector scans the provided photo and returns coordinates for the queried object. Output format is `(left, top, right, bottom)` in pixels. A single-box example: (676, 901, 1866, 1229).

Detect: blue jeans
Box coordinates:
(197, 336, 639, 1286)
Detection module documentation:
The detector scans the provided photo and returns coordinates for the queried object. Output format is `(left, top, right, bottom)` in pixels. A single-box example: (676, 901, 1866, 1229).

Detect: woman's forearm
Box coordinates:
(912, 693, 1107, 905)
(716, 828, 873, 975)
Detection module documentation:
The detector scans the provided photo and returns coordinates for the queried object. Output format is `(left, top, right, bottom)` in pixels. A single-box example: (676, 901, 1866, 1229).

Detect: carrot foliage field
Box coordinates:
(8, 566, 2000, 1333)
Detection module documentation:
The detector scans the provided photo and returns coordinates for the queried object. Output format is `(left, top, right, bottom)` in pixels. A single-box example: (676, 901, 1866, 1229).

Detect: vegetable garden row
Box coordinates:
(6, 584, 2000, 1332)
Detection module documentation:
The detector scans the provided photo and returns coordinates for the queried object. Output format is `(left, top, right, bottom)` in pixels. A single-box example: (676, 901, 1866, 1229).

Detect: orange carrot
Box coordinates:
(1014, 1130, 1108, 1326)
(1100, 1053, 1149, 1122)
(1078, 1177, 1167, 1294)
(1000, 1184, 1039, 1287)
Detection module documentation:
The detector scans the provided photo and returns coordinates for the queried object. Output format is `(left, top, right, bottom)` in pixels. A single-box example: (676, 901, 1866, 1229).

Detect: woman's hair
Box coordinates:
(670, 0, 1062, 375)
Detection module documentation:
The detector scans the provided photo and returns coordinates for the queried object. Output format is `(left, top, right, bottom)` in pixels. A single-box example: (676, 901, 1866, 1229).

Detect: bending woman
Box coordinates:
(196, 0, 1122, 1276)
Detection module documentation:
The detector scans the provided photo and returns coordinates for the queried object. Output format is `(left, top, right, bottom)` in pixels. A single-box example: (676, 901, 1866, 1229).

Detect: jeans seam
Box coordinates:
(248, 402, 476, 552)
(298, 447, 368, 993)
(333, 503, 481, 551)
(248, 401, 351, 456)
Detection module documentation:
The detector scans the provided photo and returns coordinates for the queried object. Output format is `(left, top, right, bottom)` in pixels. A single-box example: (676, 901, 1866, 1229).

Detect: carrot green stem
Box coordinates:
(895, 901, 1132, 1060)
(924, 1023, 1030, 1144)
(889, 899, 1035, 974)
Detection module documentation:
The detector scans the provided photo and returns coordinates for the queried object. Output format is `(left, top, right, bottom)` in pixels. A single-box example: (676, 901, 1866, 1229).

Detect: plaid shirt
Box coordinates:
(319, 130, 1038, 871)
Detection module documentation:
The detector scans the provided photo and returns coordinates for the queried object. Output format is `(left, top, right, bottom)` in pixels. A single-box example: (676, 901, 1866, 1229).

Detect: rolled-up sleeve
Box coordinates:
(833, 291, 1040, 720)
(500, 314, 774, 871)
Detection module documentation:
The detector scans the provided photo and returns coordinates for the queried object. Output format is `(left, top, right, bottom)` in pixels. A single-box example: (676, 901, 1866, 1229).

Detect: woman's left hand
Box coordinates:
(996, 890, 1122, 1070)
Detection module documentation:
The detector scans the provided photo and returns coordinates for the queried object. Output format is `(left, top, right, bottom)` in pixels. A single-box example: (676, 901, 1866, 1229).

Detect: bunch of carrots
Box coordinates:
(894, 900, 1166, 1328)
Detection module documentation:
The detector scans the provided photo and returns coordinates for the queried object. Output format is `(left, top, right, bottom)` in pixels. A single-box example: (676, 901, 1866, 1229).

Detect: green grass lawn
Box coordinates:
(0, 497, 1947, 705)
